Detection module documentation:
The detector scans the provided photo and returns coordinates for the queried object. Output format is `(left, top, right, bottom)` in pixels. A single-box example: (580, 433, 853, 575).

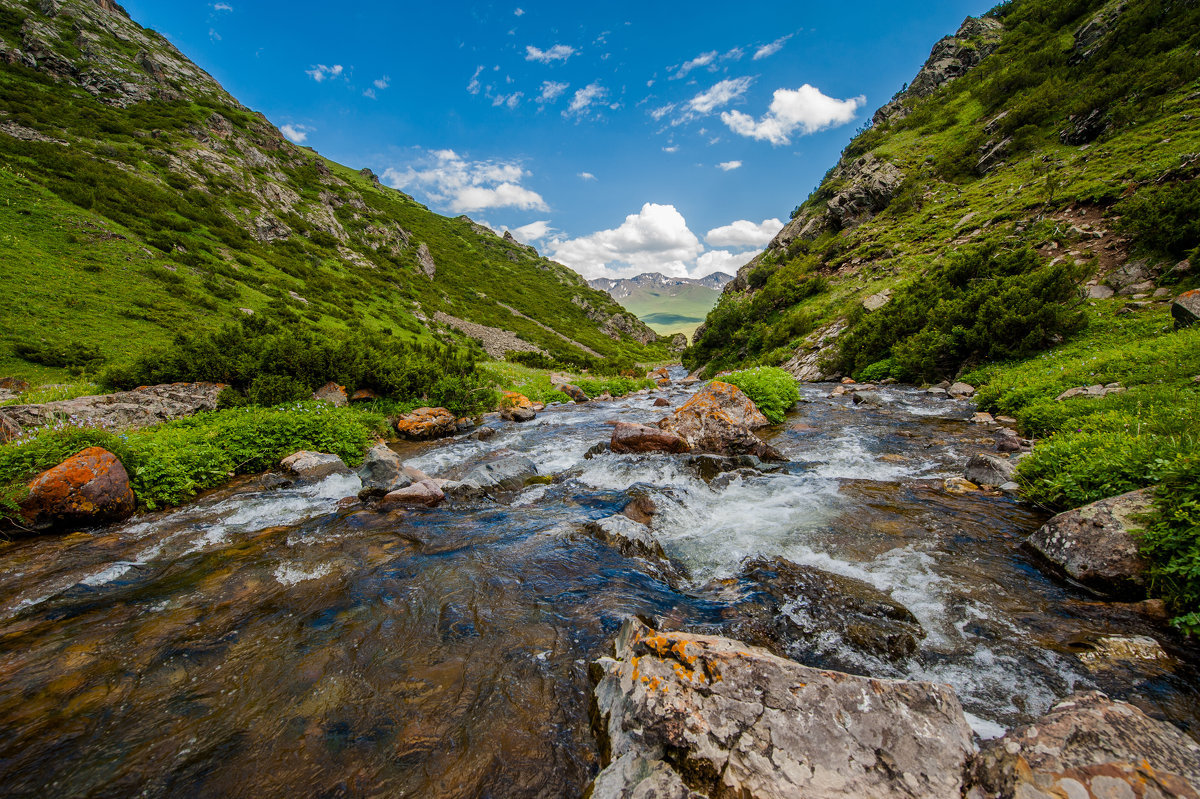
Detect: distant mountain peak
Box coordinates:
(589, 271, 733, 299)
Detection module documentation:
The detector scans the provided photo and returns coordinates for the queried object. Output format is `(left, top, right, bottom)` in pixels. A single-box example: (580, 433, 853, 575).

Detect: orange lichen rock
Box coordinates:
(20, 447, 136, 531)
(393, 407, 458, 440)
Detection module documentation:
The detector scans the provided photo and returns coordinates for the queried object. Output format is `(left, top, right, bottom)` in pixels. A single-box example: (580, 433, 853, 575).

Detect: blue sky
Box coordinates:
(122, 1, 992, 280)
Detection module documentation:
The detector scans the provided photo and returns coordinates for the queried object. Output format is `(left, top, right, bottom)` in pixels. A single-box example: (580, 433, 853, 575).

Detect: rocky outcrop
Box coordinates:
(658, 382, 784, 461)
(1070, 0, 1128, 62)
(1173, 288, 1200, 329)
(416, 242, 436, 278)
(610, 422, 690, 455)
(967, 691, 1200, 799)
(393, 407, 459, 440)
(280, 451, 351, 481)
(824, 154, 906, 230)
(1026, 488, 1152, 597)
(19, 447, 136, 530)
(589, 618, 974, 799)
(782, 321, 845, 382)
(1060, 108, 1110, 145)
(2, 382, 225, 432)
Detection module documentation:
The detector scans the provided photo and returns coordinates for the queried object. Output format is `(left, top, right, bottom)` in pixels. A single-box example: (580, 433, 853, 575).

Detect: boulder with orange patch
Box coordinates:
(20, 447, 136, 531)
(393, 407, 458, 440)
(657, 381, 782, 460)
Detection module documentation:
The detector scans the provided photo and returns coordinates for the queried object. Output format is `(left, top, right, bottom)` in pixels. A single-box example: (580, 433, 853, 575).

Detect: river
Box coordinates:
(1, 374, 1196, 798)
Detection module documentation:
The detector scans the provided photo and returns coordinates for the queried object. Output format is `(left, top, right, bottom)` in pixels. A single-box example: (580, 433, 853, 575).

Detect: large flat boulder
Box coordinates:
(590, 618, 974, 799)
(393, 407, 458, 440)
(967, 691, 1200, 799)
(460, 453, 538, 493)
(2, 382, 225, 431)
(20, 447, 136, 530)
(1027, 488, 1152, 597)
(280, 451, 351, 481)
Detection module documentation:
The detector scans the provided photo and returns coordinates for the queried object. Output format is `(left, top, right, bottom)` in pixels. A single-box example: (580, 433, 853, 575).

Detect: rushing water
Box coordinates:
(1, 374, 1197, 797)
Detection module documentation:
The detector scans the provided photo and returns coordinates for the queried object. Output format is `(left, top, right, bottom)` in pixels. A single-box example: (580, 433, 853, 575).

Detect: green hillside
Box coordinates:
(618, 283, 722, 339)
(0, 0, 665, 384)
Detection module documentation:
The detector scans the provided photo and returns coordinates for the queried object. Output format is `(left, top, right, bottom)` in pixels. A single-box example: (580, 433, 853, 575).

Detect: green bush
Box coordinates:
(13, 339, 106, 372)
(721, 367, 801, 423)
(1116, 181, 1200, 261)
(1137, 456, 1200, 633)
(247, 374, 311, 406)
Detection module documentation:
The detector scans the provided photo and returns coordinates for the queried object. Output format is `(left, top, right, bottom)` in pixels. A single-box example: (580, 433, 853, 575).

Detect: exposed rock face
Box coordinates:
(611, 422, 691, 455)
(964, 453, 1016, 486)
(280, 451, 351, 481)
(19, 447, 136, 530)
(356, 443, 411, 496)
(434, 311, 545, 360)
(658, 382, 783, 461)
(825, 154, 906, 230)
(1027, 488, 1152, 597)
(394, 407, 459, 440)
(1071, 0, 1128, 62)
(665, 333, 688, 353)
(782, 321, 846, 382)
(966, 691, 1200, 799)
(311, 381, 348, 407)
(416, 242, 436, 278)
(1061, 108, 1110, 145)
(1173, 288, 1200, 329)
(590, 618, 974, 799)
(2, 382, 226, 432)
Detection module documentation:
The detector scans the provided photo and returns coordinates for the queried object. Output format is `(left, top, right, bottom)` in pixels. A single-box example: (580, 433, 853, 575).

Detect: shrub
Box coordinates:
(13, 339, 106, 372)
(247, 373, 311, 406)
(721, 367, 801, 423)
(1116, 181, 1200, 261)
(1137, 456, 1200, 633)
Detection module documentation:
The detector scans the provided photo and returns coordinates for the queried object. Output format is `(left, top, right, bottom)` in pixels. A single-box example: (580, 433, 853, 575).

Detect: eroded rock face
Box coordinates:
(3, 382, 226, 432)
(611, 422, 691, 455)
(590, 618, 974, 799)
(1026, 488, 1152, 597)
(966, 691, 1200, 799)
(824, 154, 906, 230)
(394, 407, 458, 440)
(20, 447, 136, 530)
(657, 382, 783, 461)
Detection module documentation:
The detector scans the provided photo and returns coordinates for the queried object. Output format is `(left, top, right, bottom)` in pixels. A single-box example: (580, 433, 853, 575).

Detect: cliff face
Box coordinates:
(0, 0, 662, 372)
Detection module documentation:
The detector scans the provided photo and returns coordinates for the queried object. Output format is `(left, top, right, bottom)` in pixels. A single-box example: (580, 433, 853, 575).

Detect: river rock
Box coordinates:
(964, 453, 1016, 486)
(966, 691, 1200, 799)
(948, 381, 975, 398)
(499, 404, 536, 422)
(653, 397, 670, 407)
(380, 480, 444, 508)
(584, 515, 668, 560)
(280, 450, 352, 481)
(2, 382, 225, 431)
(647, 367, 670, 380)
(590, 618, 974, 799)
(852, 391, 885, 406)
(311, 381, 348, 406)
(393, 407, 458, 439)
(356, 443, 411, 496)
(1026, 488, 1152, 597)
(460, 453, 538, 493)
(1172, 288, 1200, 329)
(554, 382, 589, 403)
(658, 382, 783, 461)
(19, 446, 136, 530)
(611, 422, 690, 454)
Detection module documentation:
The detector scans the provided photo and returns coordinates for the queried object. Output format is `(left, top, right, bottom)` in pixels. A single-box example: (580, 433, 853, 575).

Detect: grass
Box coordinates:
(616, 283, 724, 340)
(0, 382, 107, 406)
(480, 362, 655, 404)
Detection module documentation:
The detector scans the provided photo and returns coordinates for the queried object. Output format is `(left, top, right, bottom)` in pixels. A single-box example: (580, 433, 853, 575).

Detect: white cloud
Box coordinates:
(717, 160, 742, 171)
(363, 88, 376, 99)
(467, 65, 484, 94)
(663, 145, 679, 153)
(374, 76, 390, 90)
(689, 77, 752, 114)
(537, 80, 569, 103)
(514, 7, 525, 15)
(546, 203, 704, 279)
(305, 64, 343, 83)
(383, 149, 548, 213)
(705, 218, 783, 248)
(525, 44, 576, 63)
(492, 92, 524, 109)
(209, 28, 221, 41)
(509, 220, 551, 243)
(671, 51, 717, 80)
(722, 47, 744, 61)
(695, 249, 758, 277)
(650, 103, 675, 121)
(564, 82, 607, 118)
(721, 84, 864, 145)
(212, 2, 232, 10)
(579, 171, 597, 180)
(753, 35, 792, 60)
(280, 124, 310, 144)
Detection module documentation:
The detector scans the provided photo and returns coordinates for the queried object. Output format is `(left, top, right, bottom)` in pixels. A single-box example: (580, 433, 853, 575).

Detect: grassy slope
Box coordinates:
(617, 283, 722, 338)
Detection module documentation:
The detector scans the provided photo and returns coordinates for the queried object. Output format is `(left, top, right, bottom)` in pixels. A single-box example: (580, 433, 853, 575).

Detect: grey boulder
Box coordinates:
(964, 453, 1016, 486)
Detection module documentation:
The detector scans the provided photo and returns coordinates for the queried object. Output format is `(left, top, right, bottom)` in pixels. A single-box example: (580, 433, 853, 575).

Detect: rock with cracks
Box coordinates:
(394, 407, 458, 440)
(356, 443, 412, 497)
(281, 451, 351, 481)
(589, 618, 974, 799)
(2, 382, 225, 431)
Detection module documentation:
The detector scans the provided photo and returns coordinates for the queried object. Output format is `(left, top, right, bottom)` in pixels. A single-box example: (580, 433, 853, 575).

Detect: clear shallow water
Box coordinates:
(1, 376, 1196, 797)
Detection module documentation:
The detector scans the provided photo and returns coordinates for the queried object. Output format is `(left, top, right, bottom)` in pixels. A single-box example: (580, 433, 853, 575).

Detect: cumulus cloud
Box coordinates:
(671, 51, 717, 80)
(546, 203, 705, 279)
(579, 171, 597, 180)
(704, 218, 783, 248)
(695, 249, 758, 277)
(538, 80, 569, 103)
(689, 77, 752, 114)
(753, 35, 792, 60)
(492, 92, 524, 109)
(717, 160, 743, 171)
(382, 149, 548, 213)
(564, 82, 607, 118)
(721, 84, 864, 145)
(508, 220, 551, 243)
(305, 64, 343, 82)
(280, 124, 311, 144)
(526, 44, 576, 63)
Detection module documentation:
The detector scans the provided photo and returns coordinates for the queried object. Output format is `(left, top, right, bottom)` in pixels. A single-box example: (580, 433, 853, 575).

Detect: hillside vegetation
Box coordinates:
(685, 0, 1200, 629)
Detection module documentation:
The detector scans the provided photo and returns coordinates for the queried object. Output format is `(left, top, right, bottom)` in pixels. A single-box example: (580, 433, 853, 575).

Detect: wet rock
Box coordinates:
(584, 515, 668, 561)
(2, 382, 225, 432)
(1172, 288, 1200, 329)
(440, 479, 486, 501)
(19, 447, 136, 531)
(393, 407, 458, 440)
(948, 381, 975, 398)
(611, 422, 690, 455)
(658, 381, 783, 461)
(647, 367, 670, 380)
(258, 473, 293, 491)
(681, 369, 702, 385)
(966, 691, 1200, 799)
(590, 618, 974, 799)
(1026, 488, 1152, 597)
(621, 493, 658, 526)
(311, 381, 347, 406)
(852, 391, 885, 407)
(355, 443, 411, 496)
(684, 454, 776, 482)
(584, 442, 611, 459)
(461, 453, 538, 493)
(555, 382, 589, 403)
(1077, 635, 1172, 671)
(500, 404, 536, 423)
(964, 453, 1015, 486)
(470, 426, 497, 441)
(402, 465, 433, 483)
(944, 477, 980, 494)
(653, 397, 670, 407)
(280, 451, 352, 481)
(380, 480, 444, 508)
(926, 387, 949, 398)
